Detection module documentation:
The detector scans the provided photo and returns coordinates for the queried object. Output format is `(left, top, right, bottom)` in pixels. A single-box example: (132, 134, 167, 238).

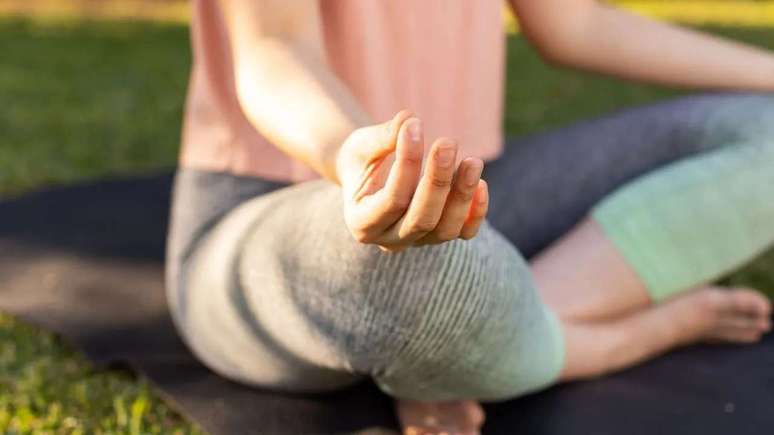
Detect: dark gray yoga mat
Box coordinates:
(1, 173, 773, 435)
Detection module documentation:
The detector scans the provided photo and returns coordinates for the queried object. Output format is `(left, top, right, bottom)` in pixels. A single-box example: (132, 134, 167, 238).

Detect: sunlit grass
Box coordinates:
(0, 313, 203, 434)
(620, 0, 774, 27)
(0, 0, 189, 23)
(506, 1, 774, 33)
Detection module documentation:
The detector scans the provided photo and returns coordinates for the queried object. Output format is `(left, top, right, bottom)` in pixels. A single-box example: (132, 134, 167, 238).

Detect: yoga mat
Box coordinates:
(1, 173, 773, 435)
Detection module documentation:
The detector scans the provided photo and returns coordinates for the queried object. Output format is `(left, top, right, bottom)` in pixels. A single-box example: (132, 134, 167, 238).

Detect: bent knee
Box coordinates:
(299, 226, 564, 401)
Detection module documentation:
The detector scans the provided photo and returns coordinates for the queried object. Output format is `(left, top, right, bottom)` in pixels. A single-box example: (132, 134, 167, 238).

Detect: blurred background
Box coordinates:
(0, 0, 772, 433)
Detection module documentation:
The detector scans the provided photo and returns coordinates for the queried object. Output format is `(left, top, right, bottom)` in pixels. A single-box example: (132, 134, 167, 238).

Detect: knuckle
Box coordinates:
(401, 153, 423, 166)
(434, 229, 458, 242)
(452, 188, 475, 202)
(429, 176, 452, 189)
(385, 195, 411, 214)
(409, 219, 437, 234)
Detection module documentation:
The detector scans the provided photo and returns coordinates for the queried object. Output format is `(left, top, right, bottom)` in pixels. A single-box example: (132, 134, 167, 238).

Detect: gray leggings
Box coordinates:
(166, 93, 774, 401)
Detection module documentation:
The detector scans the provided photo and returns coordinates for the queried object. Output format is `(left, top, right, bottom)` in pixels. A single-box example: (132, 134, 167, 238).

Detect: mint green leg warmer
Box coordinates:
(593, 95, 774, 301)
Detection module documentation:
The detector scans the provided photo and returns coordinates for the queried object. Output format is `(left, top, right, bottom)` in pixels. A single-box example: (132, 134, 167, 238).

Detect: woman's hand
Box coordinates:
(336, 111, 489, 252)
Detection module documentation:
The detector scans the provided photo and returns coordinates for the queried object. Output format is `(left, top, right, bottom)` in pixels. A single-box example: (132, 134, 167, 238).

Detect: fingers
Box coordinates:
(427, 158, 484, 242)
(345, 110, 414, 198)
(381, 155, 488, 249)
(342, 110, 490, 248)
(368, 117, 425, 226)
(352, 110, 414, 164)
(344, 112, 418, 243)
(385, 110, 415, 146)
(460, 180, 488, 240)
(396, 138, 458, 241)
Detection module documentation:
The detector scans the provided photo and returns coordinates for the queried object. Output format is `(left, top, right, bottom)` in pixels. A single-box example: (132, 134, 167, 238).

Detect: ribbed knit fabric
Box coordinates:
(180, 181, 564, 401)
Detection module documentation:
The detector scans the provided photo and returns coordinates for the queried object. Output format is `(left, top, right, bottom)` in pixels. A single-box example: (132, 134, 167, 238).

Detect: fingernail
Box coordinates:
(408, 119, 422, 143)
(436, 145, 455, 168)
(464, 160, 483, 186)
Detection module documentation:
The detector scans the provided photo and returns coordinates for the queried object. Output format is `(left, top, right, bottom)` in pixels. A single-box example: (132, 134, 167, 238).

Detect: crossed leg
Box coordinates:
(500, 92, 774, 381)
(398, 221, 772, 435)
(398, 93, 774, 434)
(534, 218, 771, 381)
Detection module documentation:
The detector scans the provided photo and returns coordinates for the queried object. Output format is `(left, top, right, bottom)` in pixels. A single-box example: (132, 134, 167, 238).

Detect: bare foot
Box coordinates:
(395, 399, 485, 435)
(558, 285, 772, 381)
(676, 286, 772, 344)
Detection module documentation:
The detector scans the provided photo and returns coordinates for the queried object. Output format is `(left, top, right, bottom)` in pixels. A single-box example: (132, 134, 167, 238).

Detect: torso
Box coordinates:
(180, 0, 506, 182)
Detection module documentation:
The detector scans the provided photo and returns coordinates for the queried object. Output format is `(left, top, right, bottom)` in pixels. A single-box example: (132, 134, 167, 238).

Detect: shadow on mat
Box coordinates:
(0, 172, 173, 261)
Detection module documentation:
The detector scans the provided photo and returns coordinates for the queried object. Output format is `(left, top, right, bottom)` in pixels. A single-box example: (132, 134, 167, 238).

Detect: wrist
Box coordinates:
(324, 142, 344, 185)
(321, 117, 370, 185)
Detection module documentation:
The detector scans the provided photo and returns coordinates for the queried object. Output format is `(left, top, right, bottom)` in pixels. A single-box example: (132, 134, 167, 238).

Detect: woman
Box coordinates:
(166, 1, 774, 434)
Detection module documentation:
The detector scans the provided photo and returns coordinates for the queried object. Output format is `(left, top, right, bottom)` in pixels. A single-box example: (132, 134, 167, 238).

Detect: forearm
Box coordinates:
(219, 0, 371, 183)
(234, 39, 371, 182)
(513, 0, 774, 91)
(568, 5, 774, 90)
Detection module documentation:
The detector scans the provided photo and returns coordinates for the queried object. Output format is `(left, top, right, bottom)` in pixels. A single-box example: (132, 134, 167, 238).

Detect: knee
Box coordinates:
(305, 223, 562, 401)
(317, 233, 496, 364)
(289, 223, 495, 363)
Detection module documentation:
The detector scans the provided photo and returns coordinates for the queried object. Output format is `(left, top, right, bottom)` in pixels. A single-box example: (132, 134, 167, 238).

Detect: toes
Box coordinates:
(455, 400, 485, 429)
(396, 400, 484, 435)
(717, 316, 768, 338)
(718, 316, 757, 330)
(694, 287, 772, 344)
(727, 287, 771, 317)
(723, 288, 772, 335)
(713, 326, 765, 344)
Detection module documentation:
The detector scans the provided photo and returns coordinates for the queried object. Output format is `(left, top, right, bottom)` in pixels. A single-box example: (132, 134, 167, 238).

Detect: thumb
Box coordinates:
(337, 110, 414, 192)
(357, 110, 414, 164)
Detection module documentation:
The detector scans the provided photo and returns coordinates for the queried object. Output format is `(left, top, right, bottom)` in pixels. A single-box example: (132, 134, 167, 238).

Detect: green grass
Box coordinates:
(0, 18, 189, 196)
(0, 314, 201, 434)
(503, 26, 774, 134)
(0, 15, 773, 434)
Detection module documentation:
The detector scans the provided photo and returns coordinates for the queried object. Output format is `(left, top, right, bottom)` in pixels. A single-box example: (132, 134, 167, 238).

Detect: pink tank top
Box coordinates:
(180, 0, 505, 182)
